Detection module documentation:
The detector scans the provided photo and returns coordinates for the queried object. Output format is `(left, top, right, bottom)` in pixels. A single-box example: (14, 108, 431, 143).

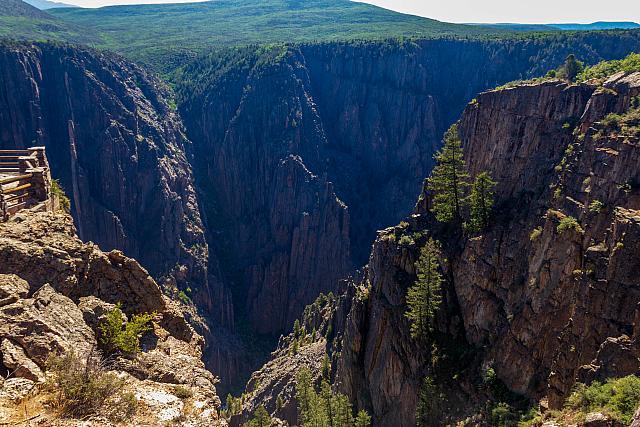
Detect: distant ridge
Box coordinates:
(0, 0, 96, 44)
(0, 0, 54, 18)
(24, 0, 77, 10)
(48, 0, 512, 71)
(550, 21, 640, 30)
(470, 21, 640, 32)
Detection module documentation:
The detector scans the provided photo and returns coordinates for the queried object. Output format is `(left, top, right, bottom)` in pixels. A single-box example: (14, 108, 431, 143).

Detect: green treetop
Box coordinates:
(468, 171, 497, 232)
(247, 405, 271, 427)
(558, 54, 584, 82)
(355, 410, 372, 427)
(405, 238, 443, 340)
(428, 124, 469, 223)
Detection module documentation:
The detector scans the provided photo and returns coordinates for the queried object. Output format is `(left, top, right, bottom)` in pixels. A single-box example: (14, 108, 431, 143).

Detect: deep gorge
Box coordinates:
(2, 32, 640, 395)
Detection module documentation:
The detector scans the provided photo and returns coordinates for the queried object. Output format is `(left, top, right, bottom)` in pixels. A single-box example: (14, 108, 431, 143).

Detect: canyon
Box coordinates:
(2, 33, 640, 398)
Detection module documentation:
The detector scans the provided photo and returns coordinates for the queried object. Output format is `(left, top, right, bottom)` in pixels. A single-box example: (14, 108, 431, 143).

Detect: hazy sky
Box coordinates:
(60, 0, 640, 24)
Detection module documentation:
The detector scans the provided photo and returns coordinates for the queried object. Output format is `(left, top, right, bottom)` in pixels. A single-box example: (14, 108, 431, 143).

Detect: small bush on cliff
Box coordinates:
(564, 376, 640, 425)
(99, 303, 154, 356)
(557, 216, 584, 234)
(51, 179, 71, 213)
(428, 124, 469, 223)
(529, 227, 543, 242)
(589, 200, 605, 213)
(405, 238, 443, 340)
(490, 402, 519, 427)
(46, 351, 137, 421)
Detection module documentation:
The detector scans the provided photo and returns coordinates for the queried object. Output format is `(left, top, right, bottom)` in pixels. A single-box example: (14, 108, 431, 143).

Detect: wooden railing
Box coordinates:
(0, 147, 52, 221)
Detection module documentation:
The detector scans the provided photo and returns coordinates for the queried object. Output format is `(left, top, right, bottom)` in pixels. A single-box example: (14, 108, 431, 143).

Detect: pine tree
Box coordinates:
(247, 405, 271, 427)
(294, 319, 302, 337)
(405, 238, 443, 340)
(276, 394, 284, 411)
(296, 368, 313, 424)
(416, 377, 442, 427)
(333, 394, 354, 427)
(355, 410, 372, 427)
(321, 380, 335, 427)
(558, 54, 584, 82)
(321, 354, 331, 381)
(428, 124, 469, 223)
(468, 171, 497, 232)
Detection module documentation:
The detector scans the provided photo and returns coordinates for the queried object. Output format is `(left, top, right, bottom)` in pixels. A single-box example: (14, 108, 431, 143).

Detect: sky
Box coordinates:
(57, 0, 640, 24)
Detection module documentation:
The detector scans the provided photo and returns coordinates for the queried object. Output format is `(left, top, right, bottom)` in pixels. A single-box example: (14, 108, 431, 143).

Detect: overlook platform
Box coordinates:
(0, 147, 53, 221)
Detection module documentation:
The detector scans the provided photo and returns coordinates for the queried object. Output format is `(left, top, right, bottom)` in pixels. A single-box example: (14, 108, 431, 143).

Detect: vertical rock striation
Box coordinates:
(179, 34, 640, 343)
(0, 42, 211, 309)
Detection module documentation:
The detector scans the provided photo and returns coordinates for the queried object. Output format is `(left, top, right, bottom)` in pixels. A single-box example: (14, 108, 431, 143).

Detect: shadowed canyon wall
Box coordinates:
(178, 33, 640, 341)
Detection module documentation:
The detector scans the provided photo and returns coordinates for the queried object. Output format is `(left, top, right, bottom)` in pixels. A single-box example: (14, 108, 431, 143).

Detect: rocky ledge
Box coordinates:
(0, 210, 225, 426)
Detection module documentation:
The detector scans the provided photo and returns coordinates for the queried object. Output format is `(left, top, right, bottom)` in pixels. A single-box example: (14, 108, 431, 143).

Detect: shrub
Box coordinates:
(589, 200, 604, 213)
(490, 402, 519, 427)
(565, 376, 640, 425)
(46, 351, 137, 421)
(177, 290, 190, 304)
(530, 227, 542, 242)
(99, 303, 154, 355)
(578, 53, 640, 82)
(398, 234, 414, 245)
(557, 216, 584, 234)
(173, 385, 193, 399)
(51, 179, 71, 213)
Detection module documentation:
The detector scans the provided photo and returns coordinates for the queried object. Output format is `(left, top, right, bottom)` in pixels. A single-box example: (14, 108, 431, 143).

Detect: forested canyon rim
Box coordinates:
(1, 0, 640, 425)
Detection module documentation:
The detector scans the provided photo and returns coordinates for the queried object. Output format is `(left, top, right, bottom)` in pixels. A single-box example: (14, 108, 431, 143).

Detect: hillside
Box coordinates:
(48, 0, 512, 71)
(0, 0, 95, 44)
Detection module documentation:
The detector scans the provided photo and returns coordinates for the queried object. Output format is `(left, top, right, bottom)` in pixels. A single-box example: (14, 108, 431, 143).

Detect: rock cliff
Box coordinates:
(0, 210, 225, 425)
(331, 72, 640, 425)
(0, 41, 242, 391)
(0, 41, 217, 317)
(179, 34, 640, 342)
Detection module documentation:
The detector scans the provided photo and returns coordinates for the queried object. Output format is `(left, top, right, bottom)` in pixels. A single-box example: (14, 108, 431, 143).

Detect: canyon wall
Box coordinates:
(0, 42, 216, 310)
(333, 73, 640, 426)
(0, 42, 241, 392)
(179, 33, 640, 341)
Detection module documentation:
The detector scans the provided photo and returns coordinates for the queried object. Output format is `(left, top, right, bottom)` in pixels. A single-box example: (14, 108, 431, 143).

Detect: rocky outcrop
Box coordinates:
(229, 287, 356, 426)
(331, 72, 640, 426)
(0, 210, 224, 426)
(456, 73, 640, 408)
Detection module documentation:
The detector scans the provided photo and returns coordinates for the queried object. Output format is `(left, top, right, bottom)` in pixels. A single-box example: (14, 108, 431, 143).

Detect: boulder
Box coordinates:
(0, 339, 44, 382)
(583, 412, 614, 427)
(0, 284, 96, 367)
